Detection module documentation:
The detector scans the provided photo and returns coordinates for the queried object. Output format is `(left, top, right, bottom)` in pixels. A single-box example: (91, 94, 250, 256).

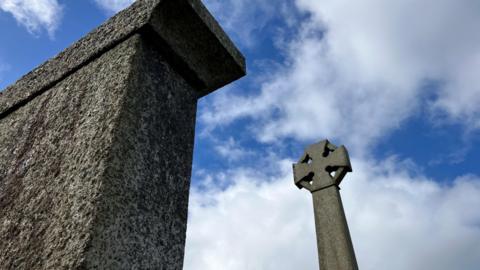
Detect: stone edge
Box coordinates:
(185, 0, 245, 75)
(0, 0, 245, 119)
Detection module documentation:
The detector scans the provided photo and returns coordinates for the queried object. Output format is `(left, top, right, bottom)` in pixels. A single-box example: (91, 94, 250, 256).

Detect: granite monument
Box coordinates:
(0, 0, 245, 268)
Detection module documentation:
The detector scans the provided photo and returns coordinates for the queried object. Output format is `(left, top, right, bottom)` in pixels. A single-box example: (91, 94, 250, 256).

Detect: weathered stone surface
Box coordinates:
(0, 0, 245, 117)
(312, 187, 358, 270)
(293, 140, 358, 270)
(0, 34, 142, 269)
(293, 140, 352, 192)
(0, 0, 245, 269)
(82, 33, 199, 269)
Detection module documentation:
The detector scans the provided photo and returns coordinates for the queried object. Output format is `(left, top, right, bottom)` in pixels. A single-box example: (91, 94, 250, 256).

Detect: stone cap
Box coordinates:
(0, 0, 246, 119)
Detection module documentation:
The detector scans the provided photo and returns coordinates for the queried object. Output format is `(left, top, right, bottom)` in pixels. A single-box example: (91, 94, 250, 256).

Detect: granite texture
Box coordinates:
(82, 33, 198, 269)
(0, 0, 245, 117)
(0, 0, 245, 268)
(312, 187, 358, 270)
(0, 35, 141, 269)
(0, 32, 196, 270)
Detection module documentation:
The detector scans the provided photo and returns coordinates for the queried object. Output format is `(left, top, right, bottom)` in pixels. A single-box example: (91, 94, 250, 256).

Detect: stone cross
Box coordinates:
(293, 140, 359, 270)
(0, 0, 244, 269)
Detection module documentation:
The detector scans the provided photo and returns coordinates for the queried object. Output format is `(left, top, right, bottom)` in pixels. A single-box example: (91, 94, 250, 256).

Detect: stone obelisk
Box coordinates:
(0, 0, 245, 269)
(293, 140, 358, 270)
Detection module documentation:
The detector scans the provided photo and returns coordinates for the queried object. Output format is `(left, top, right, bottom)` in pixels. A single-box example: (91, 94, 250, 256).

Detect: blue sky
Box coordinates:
(1, 0, 480, 269)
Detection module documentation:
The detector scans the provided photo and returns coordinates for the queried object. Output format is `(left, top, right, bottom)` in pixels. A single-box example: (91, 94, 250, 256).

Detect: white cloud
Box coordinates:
(214, 137, 254, 162)
(200, 0, 480, 153)
(0, 0, 63, 37)
(93, 0, 135, 14)
(191, 1, 480, 268)
(185, 157, 480, 270)
(203, 0, 298, 48)
(295, 0, 480, 130)
(430, 51, 480, 128)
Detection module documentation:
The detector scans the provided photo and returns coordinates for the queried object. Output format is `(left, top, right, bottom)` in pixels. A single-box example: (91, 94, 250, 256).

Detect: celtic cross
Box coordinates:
(293, 140, 359, 270)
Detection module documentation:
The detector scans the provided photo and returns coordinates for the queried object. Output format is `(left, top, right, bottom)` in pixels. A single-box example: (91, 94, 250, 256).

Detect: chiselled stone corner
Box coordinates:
(293, 139, 353, 193)
(146, 0, 246, 94)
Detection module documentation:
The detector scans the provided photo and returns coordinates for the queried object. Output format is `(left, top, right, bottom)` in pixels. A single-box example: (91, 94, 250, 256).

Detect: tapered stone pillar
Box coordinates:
(0, 0, 245, 269)
(293, 140, 358, 270)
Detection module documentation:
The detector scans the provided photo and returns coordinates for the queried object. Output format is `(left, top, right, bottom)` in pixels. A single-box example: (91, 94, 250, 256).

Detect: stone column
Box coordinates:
(0, 0, 245, 269)
(293, 140, 358, 270)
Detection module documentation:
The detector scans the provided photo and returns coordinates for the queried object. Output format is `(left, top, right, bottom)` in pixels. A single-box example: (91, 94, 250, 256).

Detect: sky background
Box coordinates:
(1, 0, 480, 269)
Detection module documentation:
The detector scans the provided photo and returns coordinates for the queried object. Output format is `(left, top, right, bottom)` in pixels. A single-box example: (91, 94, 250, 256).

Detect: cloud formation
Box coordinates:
(190, 0, 480, 269)
(0, 0, 63, 37)
(185, 158, 480, 270)
(203, 0, 297, 48)
(93, 0, 135, 14)
(200, 0, 480, 153)
(214, 137, 254, 162)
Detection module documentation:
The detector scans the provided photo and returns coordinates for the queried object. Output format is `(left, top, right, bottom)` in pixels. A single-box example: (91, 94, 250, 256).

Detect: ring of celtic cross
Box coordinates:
(293, 140, 352, 193)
